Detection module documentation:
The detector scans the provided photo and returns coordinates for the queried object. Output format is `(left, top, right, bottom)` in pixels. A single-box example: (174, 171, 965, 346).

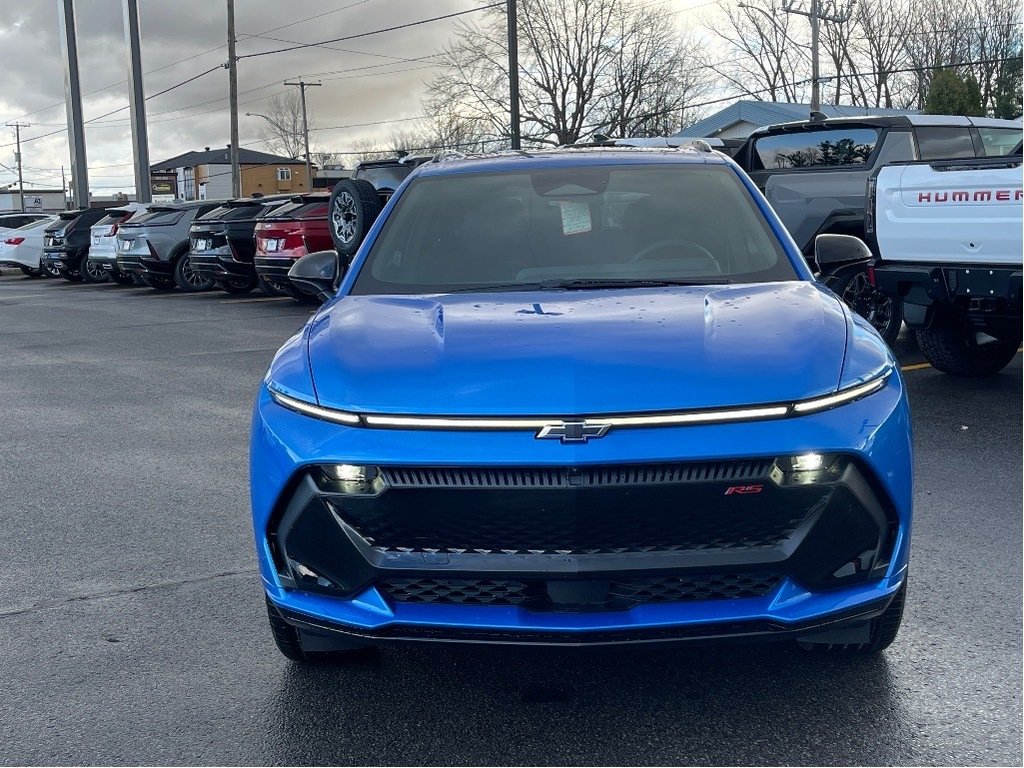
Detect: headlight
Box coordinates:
(317, 464, 386, 496)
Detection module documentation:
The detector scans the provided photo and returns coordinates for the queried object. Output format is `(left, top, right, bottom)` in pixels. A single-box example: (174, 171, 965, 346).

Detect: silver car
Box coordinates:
(115, 200, 224, 291)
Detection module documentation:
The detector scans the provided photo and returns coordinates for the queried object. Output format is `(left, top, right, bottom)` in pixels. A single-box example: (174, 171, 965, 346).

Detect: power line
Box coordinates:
(2, 1, 378, 125)
(237, 4, 504, 60)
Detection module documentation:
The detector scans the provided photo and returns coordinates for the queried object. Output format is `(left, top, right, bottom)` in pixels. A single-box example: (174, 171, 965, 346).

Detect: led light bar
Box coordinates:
(791, 375, 889, 414)
(268, 388, 360, 425)
(268, 370, 891, 432)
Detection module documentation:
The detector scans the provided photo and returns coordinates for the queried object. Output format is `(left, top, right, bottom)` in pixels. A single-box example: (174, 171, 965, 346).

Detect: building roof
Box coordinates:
(150, 147, 303, 171)
(675, 100, 918, 138)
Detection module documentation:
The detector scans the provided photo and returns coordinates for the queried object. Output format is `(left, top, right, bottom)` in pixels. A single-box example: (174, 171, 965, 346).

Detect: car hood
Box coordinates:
(306, 282, 849, 416)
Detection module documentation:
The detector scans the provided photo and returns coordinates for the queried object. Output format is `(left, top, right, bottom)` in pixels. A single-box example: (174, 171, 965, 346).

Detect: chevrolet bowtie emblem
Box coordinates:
(536, 421, 611, 443)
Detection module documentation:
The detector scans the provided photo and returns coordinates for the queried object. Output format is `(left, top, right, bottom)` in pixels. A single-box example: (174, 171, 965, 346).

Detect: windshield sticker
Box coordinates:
(558, 201, 592, 236)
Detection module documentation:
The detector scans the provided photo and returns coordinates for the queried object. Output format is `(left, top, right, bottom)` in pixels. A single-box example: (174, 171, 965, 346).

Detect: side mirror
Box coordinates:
(288, 250, 340, 303)
(814, 234, 872, 274)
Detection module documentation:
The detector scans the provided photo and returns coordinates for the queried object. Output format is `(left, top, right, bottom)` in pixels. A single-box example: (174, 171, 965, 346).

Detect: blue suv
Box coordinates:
(250, 146, 912, 659)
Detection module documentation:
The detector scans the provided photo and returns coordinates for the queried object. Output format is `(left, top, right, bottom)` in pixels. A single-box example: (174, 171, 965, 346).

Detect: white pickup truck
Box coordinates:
(867, 155, 1023, 375)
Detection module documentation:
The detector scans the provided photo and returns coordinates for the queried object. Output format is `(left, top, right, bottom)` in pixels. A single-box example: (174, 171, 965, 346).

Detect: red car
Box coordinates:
(253, 192, 332, 297)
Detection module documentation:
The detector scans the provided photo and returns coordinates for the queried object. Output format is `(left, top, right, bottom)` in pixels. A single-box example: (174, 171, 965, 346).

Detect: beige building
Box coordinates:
(150, 147, 309, 201)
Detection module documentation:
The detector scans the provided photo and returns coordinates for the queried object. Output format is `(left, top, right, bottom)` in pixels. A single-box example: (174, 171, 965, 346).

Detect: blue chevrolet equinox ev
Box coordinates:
(250, 146, 912, 660)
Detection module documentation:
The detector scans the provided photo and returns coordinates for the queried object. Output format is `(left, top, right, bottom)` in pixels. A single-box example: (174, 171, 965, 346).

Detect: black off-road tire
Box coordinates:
(218, 275, 257, 294)
(265, 596, 373, 662)
(799, 580, 906, 654)
(173, 252, 215, 292)
(19, 266, 44, 278)
(915, 323, 1021, 376)
(831, 269, 903, 346)
(329, 178, 382, 256)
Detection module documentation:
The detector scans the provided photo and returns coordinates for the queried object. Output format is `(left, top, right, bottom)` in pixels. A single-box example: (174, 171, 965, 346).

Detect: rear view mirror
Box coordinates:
(288, 250, 339, 303)
(814, 234, 872, 273)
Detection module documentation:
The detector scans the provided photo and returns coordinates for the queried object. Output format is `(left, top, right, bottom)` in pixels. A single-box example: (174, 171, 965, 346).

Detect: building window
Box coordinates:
(277, 167, 292, 182)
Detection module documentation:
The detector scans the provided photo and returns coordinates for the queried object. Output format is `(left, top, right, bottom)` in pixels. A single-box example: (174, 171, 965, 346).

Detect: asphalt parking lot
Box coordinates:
(0, 272, 1020, 766)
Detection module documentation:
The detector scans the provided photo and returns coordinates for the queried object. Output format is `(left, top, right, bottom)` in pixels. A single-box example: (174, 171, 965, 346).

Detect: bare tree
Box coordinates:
(427, 0, 707, 146)
(600, 12, 714, 137)
(255, 91, 306, 159)
(701, 2, 810, 104)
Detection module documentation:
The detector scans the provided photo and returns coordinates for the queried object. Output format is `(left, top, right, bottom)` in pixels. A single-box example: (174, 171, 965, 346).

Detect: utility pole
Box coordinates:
(57, 0, 89, 209)
(783, 0, 855, 114)
(284, 79, 321, 191)
(122, 0, 151, 203)
(227, 0, 240, 197)
(6, 122, 28, 213)
(61, 165, 67, 208)
(507, 0, 520, 149)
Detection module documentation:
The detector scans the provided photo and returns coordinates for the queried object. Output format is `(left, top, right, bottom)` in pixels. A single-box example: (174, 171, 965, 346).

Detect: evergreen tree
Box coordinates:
(925, 69, 984, 115)
(993, 54, 1023, 119)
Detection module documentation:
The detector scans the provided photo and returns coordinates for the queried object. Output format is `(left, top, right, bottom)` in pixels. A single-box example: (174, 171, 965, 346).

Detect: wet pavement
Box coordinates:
(0, 272, 1020, 765)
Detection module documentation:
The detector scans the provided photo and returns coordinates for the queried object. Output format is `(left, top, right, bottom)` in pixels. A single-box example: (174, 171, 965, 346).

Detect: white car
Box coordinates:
(87, 204, 149, 285)
(0, 216, 59, 277)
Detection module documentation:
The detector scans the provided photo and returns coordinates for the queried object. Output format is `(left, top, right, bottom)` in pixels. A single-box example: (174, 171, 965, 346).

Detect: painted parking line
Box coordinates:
(900, 362, 932, 372)
(218, 296, 291, 304)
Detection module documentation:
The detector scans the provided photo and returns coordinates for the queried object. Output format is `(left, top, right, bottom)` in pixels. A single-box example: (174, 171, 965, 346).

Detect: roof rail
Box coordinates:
(678, 139, 713, 153)
(434, 150, 468, 162)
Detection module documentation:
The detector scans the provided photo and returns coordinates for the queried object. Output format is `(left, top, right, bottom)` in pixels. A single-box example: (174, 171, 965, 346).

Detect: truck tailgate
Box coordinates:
(876, 162, 1023, 266)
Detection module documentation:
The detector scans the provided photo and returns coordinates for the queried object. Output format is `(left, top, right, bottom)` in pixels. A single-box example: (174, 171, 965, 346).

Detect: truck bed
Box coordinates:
(874, 157, 1023, 267)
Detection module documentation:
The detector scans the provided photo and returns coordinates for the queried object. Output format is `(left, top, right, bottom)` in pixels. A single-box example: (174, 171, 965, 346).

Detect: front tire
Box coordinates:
(832, 269, 903, 346)
(19, 266, 44, 278)
(799, 581, 906, 654)
(43, 262, 62, 278)
(916, 323, 1021, 376)
(265, 596, 373, 662)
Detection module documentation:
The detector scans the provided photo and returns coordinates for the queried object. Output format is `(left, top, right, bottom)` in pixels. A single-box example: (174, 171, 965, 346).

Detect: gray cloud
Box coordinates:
(0, 0, 483, 191)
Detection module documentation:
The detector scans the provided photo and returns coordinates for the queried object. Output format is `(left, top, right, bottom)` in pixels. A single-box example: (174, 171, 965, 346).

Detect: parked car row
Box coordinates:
(0, 156, 428, 297)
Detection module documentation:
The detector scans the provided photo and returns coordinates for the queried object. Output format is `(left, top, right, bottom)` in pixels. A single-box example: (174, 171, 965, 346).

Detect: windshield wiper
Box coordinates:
(538, 278, 732, 290)
(439, 278, 731, 294)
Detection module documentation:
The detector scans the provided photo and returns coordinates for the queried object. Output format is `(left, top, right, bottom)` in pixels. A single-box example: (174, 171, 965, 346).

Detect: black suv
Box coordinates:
(188, 196, 294, 294)
(41, 208, 113, 282)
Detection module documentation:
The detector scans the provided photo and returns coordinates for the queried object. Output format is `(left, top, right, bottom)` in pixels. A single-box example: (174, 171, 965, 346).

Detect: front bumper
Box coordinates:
(251, 376, 913, 646)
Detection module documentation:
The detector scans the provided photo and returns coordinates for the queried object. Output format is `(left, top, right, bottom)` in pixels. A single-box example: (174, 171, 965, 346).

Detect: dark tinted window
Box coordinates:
(752, 128, 879, 169)
(352, 164, 795, 295)
(353, 164, 416, 191)
(915, 127, 976, 160)
(977, 127, 1023, 156)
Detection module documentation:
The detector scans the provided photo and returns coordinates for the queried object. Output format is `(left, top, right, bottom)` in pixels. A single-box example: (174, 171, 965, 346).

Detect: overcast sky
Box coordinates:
(0, 0, 717, 195)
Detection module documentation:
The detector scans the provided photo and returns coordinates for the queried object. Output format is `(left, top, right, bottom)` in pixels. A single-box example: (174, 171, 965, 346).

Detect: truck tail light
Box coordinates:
(864, 176, 877, 234)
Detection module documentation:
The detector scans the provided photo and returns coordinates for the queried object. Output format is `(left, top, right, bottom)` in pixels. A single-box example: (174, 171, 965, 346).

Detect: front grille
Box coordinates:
(380, 460, 772, 489)
(381, 577, 535, 605)
(378, 573, 779, 610)
(329, 460, 810, 555)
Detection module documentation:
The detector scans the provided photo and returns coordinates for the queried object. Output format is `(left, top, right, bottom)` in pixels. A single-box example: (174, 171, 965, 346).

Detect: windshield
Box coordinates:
(350, 163, 796, 295)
